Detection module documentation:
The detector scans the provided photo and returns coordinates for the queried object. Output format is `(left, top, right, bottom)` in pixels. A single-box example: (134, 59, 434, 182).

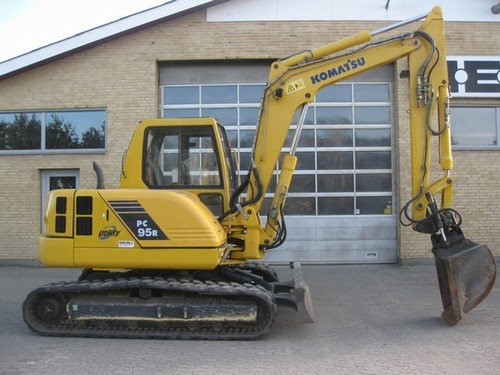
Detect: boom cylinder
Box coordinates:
(280, 31, 372, 67)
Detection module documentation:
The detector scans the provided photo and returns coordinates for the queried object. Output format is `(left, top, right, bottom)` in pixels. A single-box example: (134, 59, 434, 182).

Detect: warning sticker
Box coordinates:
(286, 79, 306, 94)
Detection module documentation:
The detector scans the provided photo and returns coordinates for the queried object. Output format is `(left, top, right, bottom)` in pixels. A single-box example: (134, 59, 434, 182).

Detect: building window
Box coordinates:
(0, 109, 106, 153)
(451, 106, 500, 149)
(161, 82, 394, 216)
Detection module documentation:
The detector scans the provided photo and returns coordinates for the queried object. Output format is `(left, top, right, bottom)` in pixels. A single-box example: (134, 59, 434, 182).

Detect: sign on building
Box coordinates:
(448, 57, 500, 97)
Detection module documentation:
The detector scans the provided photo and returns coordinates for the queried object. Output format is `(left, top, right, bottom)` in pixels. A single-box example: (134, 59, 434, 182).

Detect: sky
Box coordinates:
(0, 0, 169, 62)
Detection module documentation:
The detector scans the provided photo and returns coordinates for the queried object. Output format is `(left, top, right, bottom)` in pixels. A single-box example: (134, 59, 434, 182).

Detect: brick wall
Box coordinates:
(0, 9, 498, 260)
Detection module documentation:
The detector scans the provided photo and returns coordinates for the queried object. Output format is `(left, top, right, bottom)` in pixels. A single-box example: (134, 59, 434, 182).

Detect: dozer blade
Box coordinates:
(291, 261, 316, 323)
(272, 261, 316, 323)
(433, 239, 496, 325)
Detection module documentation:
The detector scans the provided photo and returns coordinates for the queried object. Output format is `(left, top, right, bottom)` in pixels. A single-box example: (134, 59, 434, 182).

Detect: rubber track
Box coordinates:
(233, 262, 279, 282)
(23, 277, 277, 340)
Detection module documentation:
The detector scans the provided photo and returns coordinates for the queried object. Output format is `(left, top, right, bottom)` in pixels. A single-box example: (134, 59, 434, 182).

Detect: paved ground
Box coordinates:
(0, 264, 498, 375)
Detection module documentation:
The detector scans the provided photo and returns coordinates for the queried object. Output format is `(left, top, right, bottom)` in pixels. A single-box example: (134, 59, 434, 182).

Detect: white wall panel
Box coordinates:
(208, 0, 500, 22)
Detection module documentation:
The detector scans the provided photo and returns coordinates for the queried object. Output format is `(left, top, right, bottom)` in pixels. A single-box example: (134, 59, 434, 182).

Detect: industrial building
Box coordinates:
(0, 0, 499, 264)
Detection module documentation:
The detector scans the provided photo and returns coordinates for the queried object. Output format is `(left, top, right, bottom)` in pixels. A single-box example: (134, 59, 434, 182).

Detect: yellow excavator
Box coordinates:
(24, 7, 496, 339)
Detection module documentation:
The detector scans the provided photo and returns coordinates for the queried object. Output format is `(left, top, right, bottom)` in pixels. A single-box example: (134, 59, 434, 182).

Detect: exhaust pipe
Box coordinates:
(492, 2, 500, 14)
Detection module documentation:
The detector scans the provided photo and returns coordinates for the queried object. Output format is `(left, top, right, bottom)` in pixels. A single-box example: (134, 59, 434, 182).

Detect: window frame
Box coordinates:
(0, 108, 107, 154)
(450, 105, 500, 151)
(142, 125, 224, 189)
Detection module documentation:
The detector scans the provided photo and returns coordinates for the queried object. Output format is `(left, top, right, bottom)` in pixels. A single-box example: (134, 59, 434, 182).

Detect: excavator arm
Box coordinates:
(221, 7, 496, 325)
(222, 7, 449, 253)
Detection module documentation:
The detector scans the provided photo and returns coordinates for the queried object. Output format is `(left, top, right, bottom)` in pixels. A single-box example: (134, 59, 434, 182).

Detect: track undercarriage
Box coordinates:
(23, 262, 314, 340)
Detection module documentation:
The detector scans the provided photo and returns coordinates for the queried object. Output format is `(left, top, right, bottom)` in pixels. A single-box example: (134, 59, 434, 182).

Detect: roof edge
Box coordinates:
(0, 0, 229, 80)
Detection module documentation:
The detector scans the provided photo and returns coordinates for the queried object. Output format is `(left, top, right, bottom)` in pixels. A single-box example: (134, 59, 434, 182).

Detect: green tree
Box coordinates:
(81, 122, 105, 148)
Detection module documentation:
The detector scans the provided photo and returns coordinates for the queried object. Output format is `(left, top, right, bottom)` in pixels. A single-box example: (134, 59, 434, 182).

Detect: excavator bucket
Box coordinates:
(433, 239, 496, 325)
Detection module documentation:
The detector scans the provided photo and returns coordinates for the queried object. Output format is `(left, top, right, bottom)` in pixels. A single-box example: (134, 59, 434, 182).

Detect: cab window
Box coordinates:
(144, 126, 222, 188)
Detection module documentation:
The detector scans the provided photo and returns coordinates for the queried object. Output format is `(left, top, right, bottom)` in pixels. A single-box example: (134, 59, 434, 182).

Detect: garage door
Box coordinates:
(159, 61, 397, 263)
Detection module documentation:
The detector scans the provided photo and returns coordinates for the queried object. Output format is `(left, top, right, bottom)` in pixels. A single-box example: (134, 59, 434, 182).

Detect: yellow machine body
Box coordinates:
(40, 188, 227, 270)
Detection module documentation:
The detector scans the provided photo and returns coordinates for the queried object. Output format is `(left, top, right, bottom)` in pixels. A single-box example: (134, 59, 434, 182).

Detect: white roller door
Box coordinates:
(159, 61, 397, 263)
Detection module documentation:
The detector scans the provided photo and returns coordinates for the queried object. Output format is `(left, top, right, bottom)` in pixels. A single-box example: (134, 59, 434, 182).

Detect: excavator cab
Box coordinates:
(121, 117, 239, 217)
